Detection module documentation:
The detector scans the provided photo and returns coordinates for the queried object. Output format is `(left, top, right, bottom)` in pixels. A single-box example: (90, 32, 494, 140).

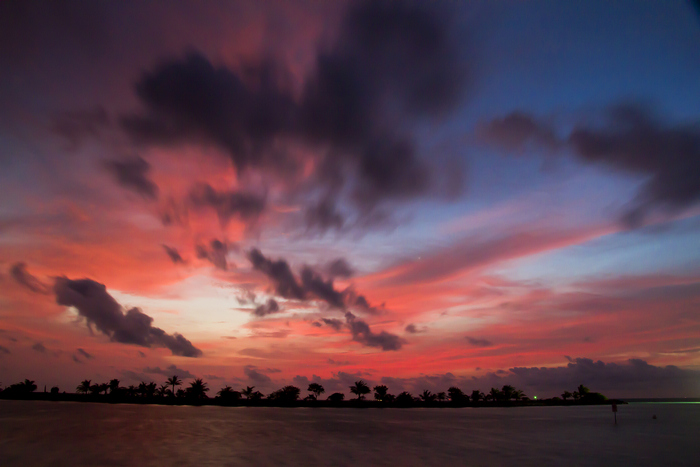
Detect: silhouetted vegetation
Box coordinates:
(307, 383, 325, 400)
(217, 386, 242, 402)
(267, 385, 300, 403)
(1, 376, 619, 408)
(241, 386, 255, 399)
(187, 378, 209, 400)
(373, 384, 389, 401)
(395, 391, 415, 405)
(447, 386, 466, 403)
(349, 380, 370, 400)
(166, 375, 182, 396)
(2, 379, 37, 397)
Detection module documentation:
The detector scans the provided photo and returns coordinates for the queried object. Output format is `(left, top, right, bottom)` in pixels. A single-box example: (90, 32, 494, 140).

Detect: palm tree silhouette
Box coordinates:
(242, 386, 255, 399)
(488, 387, 502, 402)
(21, 379, 37, 392)
(269, 385, 300, 403)
(217, 385, 241, 401)
(501, 385, 515, 401)
(166, 375, 182, 396)
(307, 383, 325, 400)
(188, 378, 209, 399)
(349, 380, 370, 400)
(77, 379, 91, 394)
(157, 383, 170, 397)
(419, 390, 436, 402)
(470, 390, 484, 402)
(436, 392, 447, 402)
(1, 380, 37, 396)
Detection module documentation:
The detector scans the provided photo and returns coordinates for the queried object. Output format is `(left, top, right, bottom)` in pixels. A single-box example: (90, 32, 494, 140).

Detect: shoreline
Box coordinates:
(1, 393, 632, 408)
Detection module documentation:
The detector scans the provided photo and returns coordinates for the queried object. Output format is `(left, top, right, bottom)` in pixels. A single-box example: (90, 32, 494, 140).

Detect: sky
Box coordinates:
(1, 0, 699, 399)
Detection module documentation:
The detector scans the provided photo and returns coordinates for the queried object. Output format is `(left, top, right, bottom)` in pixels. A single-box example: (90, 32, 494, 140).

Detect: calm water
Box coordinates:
(0, 400, 696, 466)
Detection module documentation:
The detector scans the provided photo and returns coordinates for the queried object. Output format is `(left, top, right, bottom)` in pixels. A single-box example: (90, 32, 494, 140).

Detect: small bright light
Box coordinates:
(534, 396, 537, 400)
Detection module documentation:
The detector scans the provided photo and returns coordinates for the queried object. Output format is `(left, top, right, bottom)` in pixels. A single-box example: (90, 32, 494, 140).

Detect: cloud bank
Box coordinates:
(480, 103, 700, 226)
(54, 277, 202, 357)
(122, 0, 469, 231)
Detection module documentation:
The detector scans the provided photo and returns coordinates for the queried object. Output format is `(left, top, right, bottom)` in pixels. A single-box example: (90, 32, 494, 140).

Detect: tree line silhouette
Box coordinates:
(1, 377, 611, 407)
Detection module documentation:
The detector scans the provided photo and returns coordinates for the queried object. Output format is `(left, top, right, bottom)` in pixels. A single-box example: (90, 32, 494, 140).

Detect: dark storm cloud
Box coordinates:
(51, 106, 110, 148)
(321, 318, 344, 331)
(480, 104, 700, 226)
(372, 358, 700, 398)
(122, 52, 296, 171)
(327, 258, 354, 278)
(247, 248, 305, 300)
(54, 277, 202, 357)
(405, 323, 427, 334)
(300, 267, 345, 308)
(144, 364, 195, 379)
(105, 156, 159, 200)
(248, 248, 374, 311)
(162, 245, 184, 264)
(345, 312, 403, 351)
(465, 336, 493, 347)
(299, 1, 465, 211)
(9, 262, 50, 294)
(195, 239, 229, 270)
(32, 342, 47, 353)
(248, 249, 400, 350)
(569, 104, 700, 226)
(399, 358, 700, 399)
(0, 345, 10, 355)
(504, 357, 700, 398)
(189, 183, 266, 226)
(244, 365, 272, 384)
(348, 292, 380, 314)
(253, 298, 281, 317)
(123, 0, 469, 230)
(76, 348, 93, 359)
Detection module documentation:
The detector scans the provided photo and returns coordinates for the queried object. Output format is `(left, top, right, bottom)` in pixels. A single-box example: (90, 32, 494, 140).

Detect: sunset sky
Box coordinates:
(1, 0, 699, 398)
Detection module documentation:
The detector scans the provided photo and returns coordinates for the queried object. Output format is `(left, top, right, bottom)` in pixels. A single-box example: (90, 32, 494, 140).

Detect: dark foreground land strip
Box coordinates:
(0, 393, 627, 408)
